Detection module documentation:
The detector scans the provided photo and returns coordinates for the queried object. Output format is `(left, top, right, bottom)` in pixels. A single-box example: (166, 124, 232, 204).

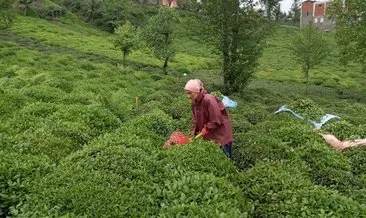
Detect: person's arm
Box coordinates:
(201, 96, 225, 135)
(321, 134, 345, 150)
(191, 105, 197, 136)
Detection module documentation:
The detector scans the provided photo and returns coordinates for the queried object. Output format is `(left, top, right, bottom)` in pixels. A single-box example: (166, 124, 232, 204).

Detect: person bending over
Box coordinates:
(184, 79, 233, 159)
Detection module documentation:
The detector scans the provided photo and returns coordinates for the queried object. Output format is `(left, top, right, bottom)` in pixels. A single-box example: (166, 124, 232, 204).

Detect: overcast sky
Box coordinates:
(281, 0, 294, 13)
(253, 0, 299, 13)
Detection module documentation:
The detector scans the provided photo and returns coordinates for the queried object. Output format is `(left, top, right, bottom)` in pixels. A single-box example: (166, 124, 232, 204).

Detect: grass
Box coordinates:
(257, 26, 366, 92)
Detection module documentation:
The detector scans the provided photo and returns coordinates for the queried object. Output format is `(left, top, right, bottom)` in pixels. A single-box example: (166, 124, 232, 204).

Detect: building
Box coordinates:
(300, 0, 335, 30)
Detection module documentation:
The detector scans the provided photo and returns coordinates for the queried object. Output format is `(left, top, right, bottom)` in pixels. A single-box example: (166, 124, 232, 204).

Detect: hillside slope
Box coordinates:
(1, 9, 365, 217)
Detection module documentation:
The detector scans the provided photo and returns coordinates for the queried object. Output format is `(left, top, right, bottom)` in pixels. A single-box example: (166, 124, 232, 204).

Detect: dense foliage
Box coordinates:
(199, 0, 268, 93)
(0, 1, 365, 217)
(330, 0, 366, 73)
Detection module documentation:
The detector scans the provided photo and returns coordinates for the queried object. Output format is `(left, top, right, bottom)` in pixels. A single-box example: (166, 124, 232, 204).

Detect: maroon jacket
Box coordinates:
(191, 91, 233, 146)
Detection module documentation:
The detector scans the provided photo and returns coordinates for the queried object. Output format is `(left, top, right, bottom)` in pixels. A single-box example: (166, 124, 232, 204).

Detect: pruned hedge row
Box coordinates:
(17, 110, 252, 217)
(232, 97, 366, 214)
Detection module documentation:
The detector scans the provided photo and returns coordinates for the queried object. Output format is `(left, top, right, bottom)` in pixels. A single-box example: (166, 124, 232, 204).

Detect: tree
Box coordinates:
(17, 0, 35, 16)
(273, 4, 286, 21)
(260, 0, 282, 21)
(112, 20, 139, 62)
(178, 0, 200, 11)
(143, 7, 179, 74)
(82, 0, 103, 22)
(199, 0, 268, 94)
(330, 0, 366, 73)
(0, 0, 15, 28)
(290, 0, 300, 25)
(291, 22, 329, 94)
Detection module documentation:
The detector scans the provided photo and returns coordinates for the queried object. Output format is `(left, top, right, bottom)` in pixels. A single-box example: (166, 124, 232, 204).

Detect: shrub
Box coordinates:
(290, 98, 325, 121)
(50, 104, 122, 139)
(343, 146, 366, 175)
(238, 160, 311, 204)
(257, 185, 366, 217)
(162, 95, 191, 120)
(231, 115, 252, 134)
(0, 90, 28, 116)
(19, 140, 250, 217)
(19, 102, 58, 117)
(271, 123, 321, 148)
(0, 151, 52, 217)
(297, 142, 359, 191)
(164, 140, 237, 178)
(97, 90, 135, 122)
(31, 0, 66, 20)
(322, 120, 365, 141)
(158, 172, 250, 218)
(89, 125, 164, 153)
(144, 90, 173, 105)
(240, 103, 271, 125)
(20, 85, 66, 103)
(45, 78, 74, 93)
(126, 110, 179, 138)
(234, 131, 298, 170)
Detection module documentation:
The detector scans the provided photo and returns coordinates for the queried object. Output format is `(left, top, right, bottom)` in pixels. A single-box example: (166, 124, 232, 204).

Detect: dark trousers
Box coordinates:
(221, 142, 232, 160)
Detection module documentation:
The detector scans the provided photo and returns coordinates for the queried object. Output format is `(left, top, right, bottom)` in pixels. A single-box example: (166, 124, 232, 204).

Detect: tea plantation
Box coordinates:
(1, 6, 365, 218)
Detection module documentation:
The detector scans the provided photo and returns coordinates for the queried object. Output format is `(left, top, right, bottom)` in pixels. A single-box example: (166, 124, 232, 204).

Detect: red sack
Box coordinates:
(163, 131, 191, 149)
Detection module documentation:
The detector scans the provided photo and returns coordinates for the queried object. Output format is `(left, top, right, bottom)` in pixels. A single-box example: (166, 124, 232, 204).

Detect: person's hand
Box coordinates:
(201, 128, 209, 136)
(190, 130, 196, 136)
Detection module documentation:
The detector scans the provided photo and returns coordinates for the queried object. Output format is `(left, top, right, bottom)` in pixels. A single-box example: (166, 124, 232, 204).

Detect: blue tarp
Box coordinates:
(274, 105, 340, 129)
(222, 95, 238, 109)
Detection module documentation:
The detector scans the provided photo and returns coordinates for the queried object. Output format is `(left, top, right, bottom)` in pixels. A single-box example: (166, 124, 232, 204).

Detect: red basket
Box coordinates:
(163, 131, 191, 149)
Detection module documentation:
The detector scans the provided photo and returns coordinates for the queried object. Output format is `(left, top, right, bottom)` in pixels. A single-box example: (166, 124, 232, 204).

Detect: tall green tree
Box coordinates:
(290, 0, 300, 25)
(330, 0, 366, 73)
(112, 20, 139, 62)
(199, 0, 268, 93)
(292, 22, 329, 94)
(0, 0, 15, 28)
(260, 0, 282, 21)
(143, 7, 179, 74)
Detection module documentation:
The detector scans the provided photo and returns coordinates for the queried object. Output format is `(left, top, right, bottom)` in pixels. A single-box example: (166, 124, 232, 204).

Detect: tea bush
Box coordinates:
(257, 185, 366, 217)
(322, 120, 366, 141)
(157, 172, 250, 218)
(126, 110, 180, 138)
(234, 131, 298, 170)
(19, 102, 58, 117)
(20, 85, 66, 103)
(49, 104, 122, 139)
(296, 142, 359, 191)
(343, 146, 366, 175)
(164, 140, 237, 178)
(0, 90, 28, 116)
(97, 90, 135, 122)
(162, 95, 191, 120)
(18, 131, 250, 217)
(290, 98, 325, 121)
(271, 123, 321, 148)
(239, 161, 312, 204)
(0, 151, 52, 217)
(239, 103, 271, 125)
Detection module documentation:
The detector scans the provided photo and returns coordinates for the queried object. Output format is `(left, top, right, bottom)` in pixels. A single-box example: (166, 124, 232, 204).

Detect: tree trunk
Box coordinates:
(123, 50, 127, 62)
(229, 1, 240, 93)
(222, 1, 231, 91)
(266, 8, 271, 21)
(304, 64, 309, 95)
(163, 56, 169, 74)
